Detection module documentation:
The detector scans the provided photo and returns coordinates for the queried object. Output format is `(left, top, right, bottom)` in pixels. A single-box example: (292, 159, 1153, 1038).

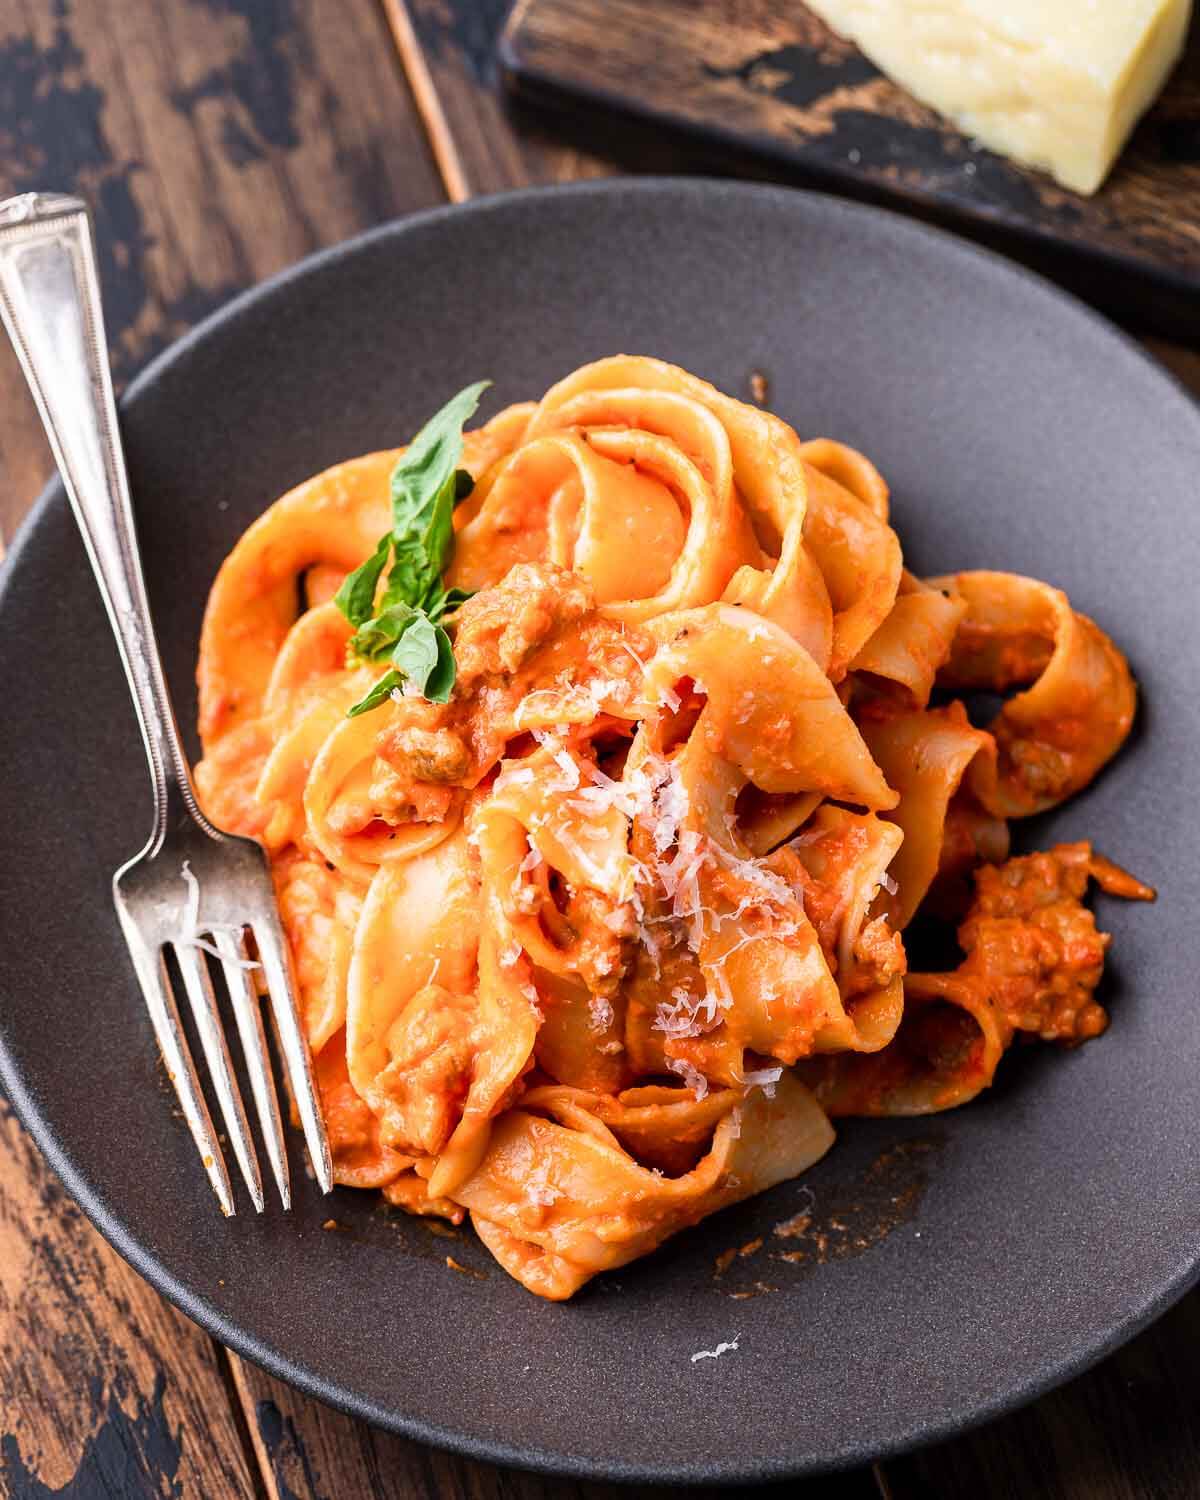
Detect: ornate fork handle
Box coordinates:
(0, 192, 199, 844)
(0, 191, 332, 1213)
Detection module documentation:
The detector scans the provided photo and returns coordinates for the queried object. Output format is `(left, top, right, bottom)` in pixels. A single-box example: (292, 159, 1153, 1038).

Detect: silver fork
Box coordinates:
(0, 191, 332, 1215)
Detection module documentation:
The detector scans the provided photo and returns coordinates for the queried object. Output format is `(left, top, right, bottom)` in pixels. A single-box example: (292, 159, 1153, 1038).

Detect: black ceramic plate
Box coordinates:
(1, 181, 1198, 1486)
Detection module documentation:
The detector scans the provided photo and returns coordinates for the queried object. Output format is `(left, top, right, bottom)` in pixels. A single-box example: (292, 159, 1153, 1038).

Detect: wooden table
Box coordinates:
(1, 5, 1197, 1497)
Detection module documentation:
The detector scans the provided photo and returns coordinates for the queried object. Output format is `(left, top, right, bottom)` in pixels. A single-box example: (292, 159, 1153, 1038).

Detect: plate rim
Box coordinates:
(2, 175, 1199, 1485)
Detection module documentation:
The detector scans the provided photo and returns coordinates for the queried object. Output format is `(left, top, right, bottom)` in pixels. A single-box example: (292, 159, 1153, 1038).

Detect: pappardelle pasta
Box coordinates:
(196, 356, 1153, 1299)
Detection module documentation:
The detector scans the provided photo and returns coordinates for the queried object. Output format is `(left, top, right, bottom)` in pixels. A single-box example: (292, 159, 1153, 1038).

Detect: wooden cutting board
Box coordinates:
(500, 0, 1200, 338)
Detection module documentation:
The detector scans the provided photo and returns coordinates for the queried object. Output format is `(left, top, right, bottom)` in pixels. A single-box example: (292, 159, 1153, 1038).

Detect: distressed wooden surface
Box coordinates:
(0, 1103, 259, 1499)
(1, 2, 1199, 1498)
(0, 0, 442, 543)
(384, 0, 607, 200)
(386, 0, 771, 201)
(501, 0, 1200, 336)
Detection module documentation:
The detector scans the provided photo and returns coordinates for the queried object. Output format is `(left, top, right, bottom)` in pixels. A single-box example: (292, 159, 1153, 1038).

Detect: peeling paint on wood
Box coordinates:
(0, 1102, 257, 1498)
(0, 0, 444, 547)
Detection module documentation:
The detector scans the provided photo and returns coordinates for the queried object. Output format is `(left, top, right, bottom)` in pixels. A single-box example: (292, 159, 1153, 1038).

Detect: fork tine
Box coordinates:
(172, 941, 265, 1213)
(253, 916, 333, 1195)
(212, 926, 291, 1210)
(119, 922, 235, 1216)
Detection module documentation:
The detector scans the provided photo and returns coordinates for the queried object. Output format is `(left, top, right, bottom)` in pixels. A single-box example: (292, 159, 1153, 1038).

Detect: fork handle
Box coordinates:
(0, 193, 199, 844)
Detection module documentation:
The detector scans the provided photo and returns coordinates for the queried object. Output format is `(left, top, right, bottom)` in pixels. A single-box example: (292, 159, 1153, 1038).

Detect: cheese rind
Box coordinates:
(804, 0, 1192, 194)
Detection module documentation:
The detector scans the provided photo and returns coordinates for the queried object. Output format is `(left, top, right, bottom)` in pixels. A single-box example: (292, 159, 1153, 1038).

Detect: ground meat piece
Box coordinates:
(452, 562, 594, 685)
(374, 986, 481, 1156)
(312, 1029, 410, 1190)
(955, 842, 1150, 1044)
(366, 760, 457, 826)
(967, 841, 1091, 918)
(275, 853, 339, 1005)
(563, 885, 634, 997)
(371, 696, 469, 822)
(845, 915, 907, 1001)
(380, 724, 471, 784)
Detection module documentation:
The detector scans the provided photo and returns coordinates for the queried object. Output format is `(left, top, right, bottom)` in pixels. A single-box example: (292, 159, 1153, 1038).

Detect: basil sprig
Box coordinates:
(335, 381, 488, 715)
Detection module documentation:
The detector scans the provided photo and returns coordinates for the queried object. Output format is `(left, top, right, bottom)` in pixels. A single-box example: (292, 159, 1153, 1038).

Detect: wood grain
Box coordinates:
(501, 0, 1200, 334)
(0, 1101, 260, 1499)
(0, 0, 441, 1495)
(384, 0, 611, 199)
(382, 0, 757, 200)
(0, 0, 443, 544)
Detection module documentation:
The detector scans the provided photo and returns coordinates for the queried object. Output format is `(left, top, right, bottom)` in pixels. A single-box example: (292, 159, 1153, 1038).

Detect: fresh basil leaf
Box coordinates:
(340, 383, 489, 632)
(337, 383, 486, 715)
(389, 612, 439, 677)
(438, 586, 474, 615)
(347, 668, 404, 718)
(346, 613, 457, 715)
(423, 624, 457, 704)
(349, 601, 420, 661)
(420, 584, 463, 622)
(334, 533, 390, 627)
(390, 381, 489, 539)
(382, 518, 445, 611)
(384, 382, 489, 610)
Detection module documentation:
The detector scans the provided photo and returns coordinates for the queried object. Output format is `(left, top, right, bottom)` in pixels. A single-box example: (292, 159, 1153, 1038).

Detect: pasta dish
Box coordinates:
(196, 356, 1152, 1299)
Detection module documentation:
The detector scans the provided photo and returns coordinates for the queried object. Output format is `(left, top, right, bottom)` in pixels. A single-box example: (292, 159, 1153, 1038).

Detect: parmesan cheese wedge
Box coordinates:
(804, 0, 1192, 194)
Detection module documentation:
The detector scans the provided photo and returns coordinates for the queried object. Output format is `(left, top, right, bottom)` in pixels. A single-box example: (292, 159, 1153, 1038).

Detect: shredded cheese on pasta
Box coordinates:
(194, 355, 1151, 1301)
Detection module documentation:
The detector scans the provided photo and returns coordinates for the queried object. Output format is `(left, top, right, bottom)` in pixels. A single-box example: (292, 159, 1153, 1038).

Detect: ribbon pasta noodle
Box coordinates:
(196, 356, 1153, 1299)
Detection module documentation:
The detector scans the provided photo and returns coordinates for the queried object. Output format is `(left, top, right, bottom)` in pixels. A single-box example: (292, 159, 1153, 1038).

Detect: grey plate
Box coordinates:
(1, 180, 1198, 1487)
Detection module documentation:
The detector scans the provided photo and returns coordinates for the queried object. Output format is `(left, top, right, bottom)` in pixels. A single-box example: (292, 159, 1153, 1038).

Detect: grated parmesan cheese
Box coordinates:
(588, 995, 615, 1032)
(520, 980, 543, 1019)
(619, 638, 648, 672)
(551, 747, 581, 791)
(658, 830, 711, 952)
(738, 1064, 783, 1099)
(653, 765, 689, 855)
(705, 964, 734, 1013)
(708, 843, 796, 918)
(176, 862, 260, 969)
(512, 883, 540, 915)
(514, 679, 613, 727)
(690, 1335, 740, 1363)
(666, 1055, 710, 1100)
(653, 985, 719, 1038)
(495, 764, 536, 790)
(531, 728, 584, 794)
